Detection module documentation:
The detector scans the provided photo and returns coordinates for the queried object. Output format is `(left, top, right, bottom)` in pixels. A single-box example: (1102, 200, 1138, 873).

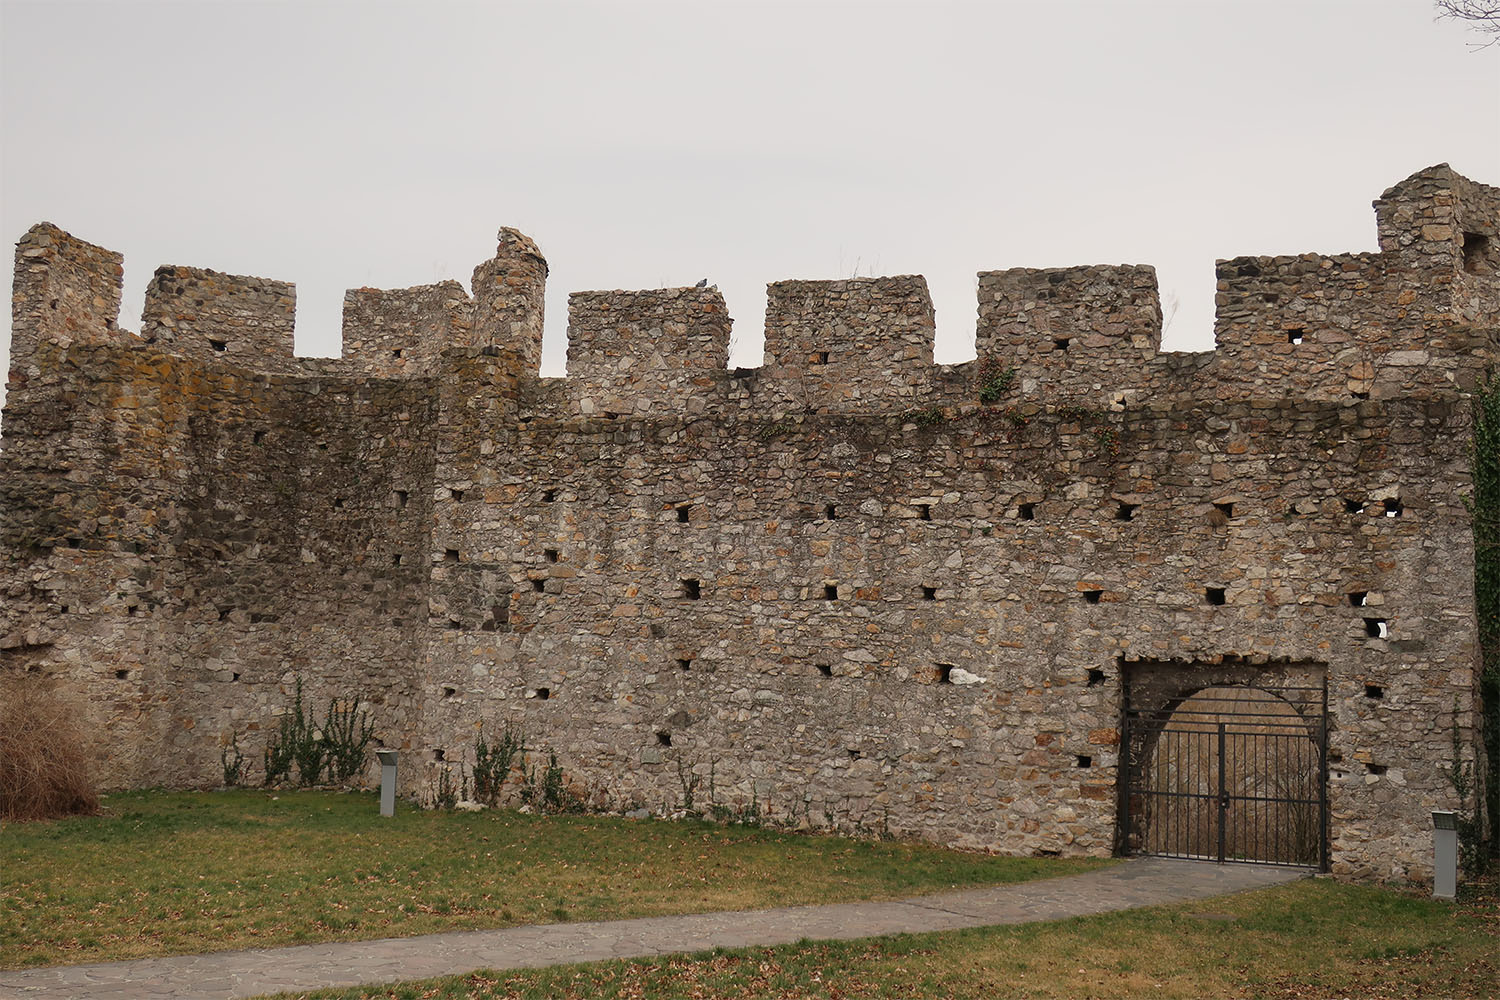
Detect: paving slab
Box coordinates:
(0, 858, 1308, 1000)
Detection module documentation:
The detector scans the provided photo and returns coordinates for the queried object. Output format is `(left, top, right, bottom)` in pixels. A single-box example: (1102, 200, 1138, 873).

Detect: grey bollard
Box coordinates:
(377, 749, 399, 818)
(1432, 810, 1458, 900)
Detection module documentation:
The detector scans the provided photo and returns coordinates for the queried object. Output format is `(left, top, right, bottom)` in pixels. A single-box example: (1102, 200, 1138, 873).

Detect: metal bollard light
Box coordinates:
(377, 749, 399, 818)
(1432, 810, 1458, 900)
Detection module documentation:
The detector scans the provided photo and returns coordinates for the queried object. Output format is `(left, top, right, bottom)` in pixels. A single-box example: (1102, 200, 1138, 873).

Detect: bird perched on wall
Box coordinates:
(695, 278, 708, 288)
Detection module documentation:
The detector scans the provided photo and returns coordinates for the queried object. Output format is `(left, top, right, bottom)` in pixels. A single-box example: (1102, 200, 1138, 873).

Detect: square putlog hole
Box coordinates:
(1364, 617, 1388, 639)
(1018, 502, 1037, 521)
(823, 584, 838, 601)
(1364, 683, 1384, 699)
(680, 578, 701, 600)
(816, 663, 833, 677)
(1116, 501, 1138, 521)
(1205, 587, 1226, 606)
(1081, 589, 1103, 605)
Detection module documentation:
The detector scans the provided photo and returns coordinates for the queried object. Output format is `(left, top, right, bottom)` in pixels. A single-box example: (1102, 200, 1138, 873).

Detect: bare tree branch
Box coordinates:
(1435, 0, 1500, 48)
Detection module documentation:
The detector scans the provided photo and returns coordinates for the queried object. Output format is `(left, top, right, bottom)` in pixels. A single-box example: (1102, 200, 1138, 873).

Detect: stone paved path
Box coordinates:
(0, 858, 1307, 1000)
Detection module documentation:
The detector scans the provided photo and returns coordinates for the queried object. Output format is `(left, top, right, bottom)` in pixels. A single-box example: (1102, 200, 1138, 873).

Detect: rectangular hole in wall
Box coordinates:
(1364, 683, 1384, 699)
(433, 748, 446, 761)
(676, 505, 690, 523)
(921, 586, 937, 601)
(1287, 328, 1304, 345)
(544, 548, 559, 563)
(392, 554, 404, 567)
(209, 338, 227, 352)
(1082, 589, 1103, 604)
(676, 657, 693, 671)
(253, 430, 266, 445)
(816, 663, 832, 677)
(531, 579, 545, 593)
(452, 489, 465, 502)
(447, 618, 463, 630)
(394, 490, 409, 509)
(1205, 587, 1226, 606)
(937, 663, 954, 684)
(1383, 498, 1403, 518)
(1464, 232, 1491, 275)
(822, 584, 838, 601)
(1019, 502, 1037, 521)
(1086, 668, 1105, 687)
(333, 498, 346, 509)
(814, 350, 830, 364)
(1348, 591, 1368, 607)
(824, 503, 838, 520)
(442, 685, 457, 699)
(1116, 501, 1138, 521)
(533, 687, 550, 700)
(1364, 617, 1388, 639)
(444, 549, 460, 563)
(681, 578, 701, 600)
(114, 669, 130, 680)
(392, 348, 404, 359)
(1352, 391, 1369, 400)
(1213, 501, 1234, 518)
(656, 731, 672, 747)
(1343, 498, 1365, 514)
(231, 672, 240, 682)
(1076, 754, 1092, 768)
(1367, 762, 1387, 776)
(1053, 338, 1070, 353)
(542, 489, 556, 503)
(916, 503, 932, 521)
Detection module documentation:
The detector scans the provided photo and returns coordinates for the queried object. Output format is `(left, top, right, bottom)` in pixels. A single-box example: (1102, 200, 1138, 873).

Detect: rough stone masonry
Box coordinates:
(2, 164, 1496, 883)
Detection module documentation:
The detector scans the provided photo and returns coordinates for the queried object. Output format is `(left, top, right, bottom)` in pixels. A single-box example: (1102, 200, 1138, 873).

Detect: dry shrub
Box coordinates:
(0, 676, 100, 821)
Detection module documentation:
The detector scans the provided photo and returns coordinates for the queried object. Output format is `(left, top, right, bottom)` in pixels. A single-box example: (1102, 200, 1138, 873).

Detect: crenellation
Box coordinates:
(470, 226, 547, 372)
(3, 164, 1495, 886)
(565, 286, 733, 416)
(140, 264, 297, 372)
(761, 275, 936, 414)
(341, 280, 471, 376)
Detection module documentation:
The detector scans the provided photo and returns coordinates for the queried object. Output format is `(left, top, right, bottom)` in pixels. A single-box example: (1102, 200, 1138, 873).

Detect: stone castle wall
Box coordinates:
(3, 164, 1496, 883)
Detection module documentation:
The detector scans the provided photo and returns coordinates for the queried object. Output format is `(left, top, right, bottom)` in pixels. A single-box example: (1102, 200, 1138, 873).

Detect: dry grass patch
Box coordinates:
(0, 677, 98, 823)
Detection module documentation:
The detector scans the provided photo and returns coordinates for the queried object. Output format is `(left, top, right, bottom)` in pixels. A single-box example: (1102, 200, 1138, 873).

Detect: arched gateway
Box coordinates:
(1118, 659, 1328, 869)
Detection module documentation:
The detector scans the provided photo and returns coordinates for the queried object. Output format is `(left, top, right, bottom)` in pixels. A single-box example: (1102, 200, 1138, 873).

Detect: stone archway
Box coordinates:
(1118, 660, 1327, 868)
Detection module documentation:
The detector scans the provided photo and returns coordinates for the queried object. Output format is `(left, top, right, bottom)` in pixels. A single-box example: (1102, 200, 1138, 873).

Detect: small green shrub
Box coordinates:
(976, 359, 1016, 404)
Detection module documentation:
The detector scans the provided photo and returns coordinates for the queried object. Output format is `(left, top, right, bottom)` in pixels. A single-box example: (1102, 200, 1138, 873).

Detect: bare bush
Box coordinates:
(0, 677, 100, 822)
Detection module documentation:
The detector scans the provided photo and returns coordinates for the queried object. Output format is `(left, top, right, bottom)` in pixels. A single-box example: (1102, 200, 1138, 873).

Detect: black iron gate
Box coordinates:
(1120, 682, 1327, 868)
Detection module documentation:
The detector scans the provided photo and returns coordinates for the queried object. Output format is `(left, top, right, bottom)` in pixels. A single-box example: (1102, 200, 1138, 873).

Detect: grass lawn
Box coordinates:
(278, 877, 1500, 1000)
(0, 788, 1110, 968)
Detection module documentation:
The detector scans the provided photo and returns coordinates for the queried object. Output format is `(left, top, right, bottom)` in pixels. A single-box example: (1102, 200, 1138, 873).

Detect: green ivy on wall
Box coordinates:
(1469, 371, 1500, 856)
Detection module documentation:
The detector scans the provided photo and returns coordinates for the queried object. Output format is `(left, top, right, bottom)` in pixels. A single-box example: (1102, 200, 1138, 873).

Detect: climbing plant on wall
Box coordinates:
(1469, 371, 1500, 854)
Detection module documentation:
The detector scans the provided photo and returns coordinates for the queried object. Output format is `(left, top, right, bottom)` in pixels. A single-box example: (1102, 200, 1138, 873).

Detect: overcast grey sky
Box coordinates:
(2, 0, 1497, 386)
